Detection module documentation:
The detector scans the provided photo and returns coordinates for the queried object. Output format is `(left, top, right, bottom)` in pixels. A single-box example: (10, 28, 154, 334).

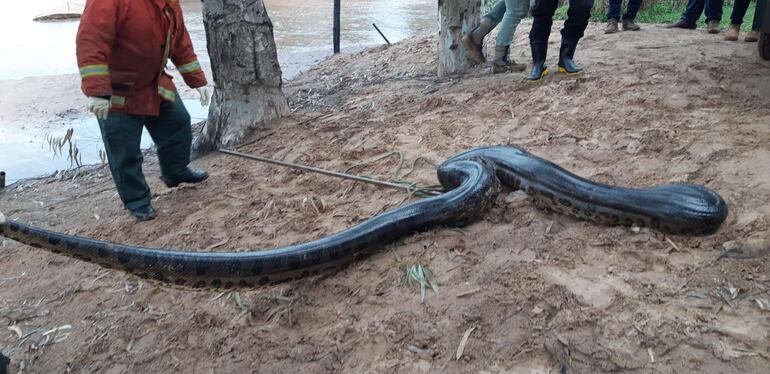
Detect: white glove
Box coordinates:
(86, 96, 111, 120)
(196, 87, 212, 107)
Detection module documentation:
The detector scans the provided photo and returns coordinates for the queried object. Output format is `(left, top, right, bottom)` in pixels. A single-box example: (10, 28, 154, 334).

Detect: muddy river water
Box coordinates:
(0, 0, 436, 184)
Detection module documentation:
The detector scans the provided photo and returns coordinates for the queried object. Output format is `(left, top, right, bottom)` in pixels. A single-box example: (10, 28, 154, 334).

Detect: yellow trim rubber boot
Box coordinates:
(557, 38, 584, 76)
(526, 40, 549, 83)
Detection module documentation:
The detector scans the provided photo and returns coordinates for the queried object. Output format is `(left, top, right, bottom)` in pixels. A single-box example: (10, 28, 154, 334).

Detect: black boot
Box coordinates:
(558, 39, 583, 76)
(130, 204, 157, 221)
(526, 40, 549, 82)
(162, 168, 209, 188)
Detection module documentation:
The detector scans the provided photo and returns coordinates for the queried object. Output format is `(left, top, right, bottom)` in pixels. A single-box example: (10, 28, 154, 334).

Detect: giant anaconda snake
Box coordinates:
(0, 146, 728, 289)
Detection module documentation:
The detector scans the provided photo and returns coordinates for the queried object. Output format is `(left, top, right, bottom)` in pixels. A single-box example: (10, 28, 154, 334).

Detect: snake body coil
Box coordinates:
(0, 146, 727, 289)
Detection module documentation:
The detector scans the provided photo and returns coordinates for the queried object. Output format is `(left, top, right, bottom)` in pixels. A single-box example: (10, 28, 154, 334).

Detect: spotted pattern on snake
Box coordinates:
(0, 146, 728, 289)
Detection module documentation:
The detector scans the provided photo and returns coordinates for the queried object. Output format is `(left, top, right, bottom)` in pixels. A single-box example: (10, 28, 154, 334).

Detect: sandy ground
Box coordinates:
(1, 22, 770, 373)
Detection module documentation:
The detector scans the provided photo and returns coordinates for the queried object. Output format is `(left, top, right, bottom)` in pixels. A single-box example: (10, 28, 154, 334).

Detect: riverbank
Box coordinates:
(0, 0, 435, 184)
(0, 67, 209, 185)
(1, 22, 769, 373)
(0, 45, 343, 185)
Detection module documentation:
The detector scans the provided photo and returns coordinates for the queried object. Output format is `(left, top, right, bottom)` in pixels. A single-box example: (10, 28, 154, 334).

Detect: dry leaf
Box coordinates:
(726, 282, 740, 300)
(8, 325, 23, 339)
(452, 240, 466, 254)
(455, 326, 476, 360)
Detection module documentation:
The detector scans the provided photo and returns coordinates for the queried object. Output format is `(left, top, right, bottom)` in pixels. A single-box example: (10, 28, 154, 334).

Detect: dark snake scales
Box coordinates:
(0, 146, 728, 289)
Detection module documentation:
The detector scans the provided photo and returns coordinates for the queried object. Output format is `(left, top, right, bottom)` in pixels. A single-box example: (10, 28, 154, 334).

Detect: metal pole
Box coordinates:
(372, 23, 391, 45)
(333, 0, 341, 54)
(219, 149, 441, 195)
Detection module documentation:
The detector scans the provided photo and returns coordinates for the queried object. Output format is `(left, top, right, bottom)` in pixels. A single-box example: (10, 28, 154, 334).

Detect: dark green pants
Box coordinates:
(98, 94, 192, 210)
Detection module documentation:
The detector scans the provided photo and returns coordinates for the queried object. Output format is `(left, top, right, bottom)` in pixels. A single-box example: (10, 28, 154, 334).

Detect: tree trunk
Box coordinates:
(437, 0, 483, 77)
(193, 0, 289, 157)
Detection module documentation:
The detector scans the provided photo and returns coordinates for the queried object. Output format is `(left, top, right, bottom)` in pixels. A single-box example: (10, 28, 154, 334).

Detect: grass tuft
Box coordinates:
(404, 263, 439, 303)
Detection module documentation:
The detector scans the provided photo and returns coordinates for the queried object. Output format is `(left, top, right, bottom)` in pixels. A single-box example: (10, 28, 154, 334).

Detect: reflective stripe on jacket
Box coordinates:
(76, 0, 207, 115)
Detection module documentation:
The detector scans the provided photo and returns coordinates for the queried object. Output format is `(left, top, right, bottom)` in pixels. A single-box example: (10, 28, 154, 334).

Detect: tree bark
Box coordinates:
(193, 0, 289, 157)
(437, 0, 483, 77)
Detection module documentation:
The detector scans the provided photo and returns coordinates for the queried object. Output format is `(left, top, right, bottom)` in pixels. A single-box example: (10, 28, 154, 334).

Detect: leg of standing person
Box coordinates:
(492, 0, 530, 72)
(484, 1, 509, 26)
(463, 0, 507, 64)
(730, 0, 751, 25)
(622, 0, 643, 30)
(705, 0, 725, 33)
(558, 0, 594, 75)
(746, 0, 767, 41)
(605, 0, 623, 33)
(98, 111, 156, 219)
(667, 0, 704, 28)
(144, 93, 207, 188)
(726, 0, 750, 40)
(527, 0, 558, 82)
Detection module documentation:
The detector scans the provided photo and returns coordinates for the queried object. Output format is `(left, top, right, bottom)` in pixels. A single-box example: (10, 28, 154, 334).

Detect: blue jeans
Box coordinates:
(731, 0, 766, 29)
(681, 0, 724, 23)
(607, 0, 643, 20)
(483, 0, 530, 46)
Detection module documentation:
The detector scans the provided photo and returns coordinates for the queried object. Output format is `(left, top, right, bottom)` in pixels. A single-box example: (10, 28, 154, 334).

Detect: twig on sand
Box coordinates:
(665, 237, 683, 253)
(205, 238, 229, 251)
(455, 288, 481, 298)
(89, 270, 111, 286)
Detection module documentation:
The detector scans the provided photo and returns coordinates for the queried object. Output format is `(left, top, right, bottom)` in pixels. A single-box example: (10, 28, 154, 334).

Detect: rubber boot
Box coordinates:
(462, 19, 495, 64)
(492, 45, 527, 73)
(526, 40, 549, 82)
(558, 38, 583, 76)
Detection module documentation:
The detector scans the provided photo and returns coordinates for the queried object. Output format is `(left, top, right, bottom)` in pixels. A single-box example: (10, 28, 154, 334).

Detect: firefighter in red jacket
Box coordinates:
(76, 0, 210, 221)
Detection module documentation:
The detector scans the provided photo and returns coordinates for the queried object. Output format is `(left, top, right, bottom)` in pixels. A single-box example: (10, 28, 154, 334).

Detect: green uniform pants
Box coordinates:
(98, 94, 192, 210)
